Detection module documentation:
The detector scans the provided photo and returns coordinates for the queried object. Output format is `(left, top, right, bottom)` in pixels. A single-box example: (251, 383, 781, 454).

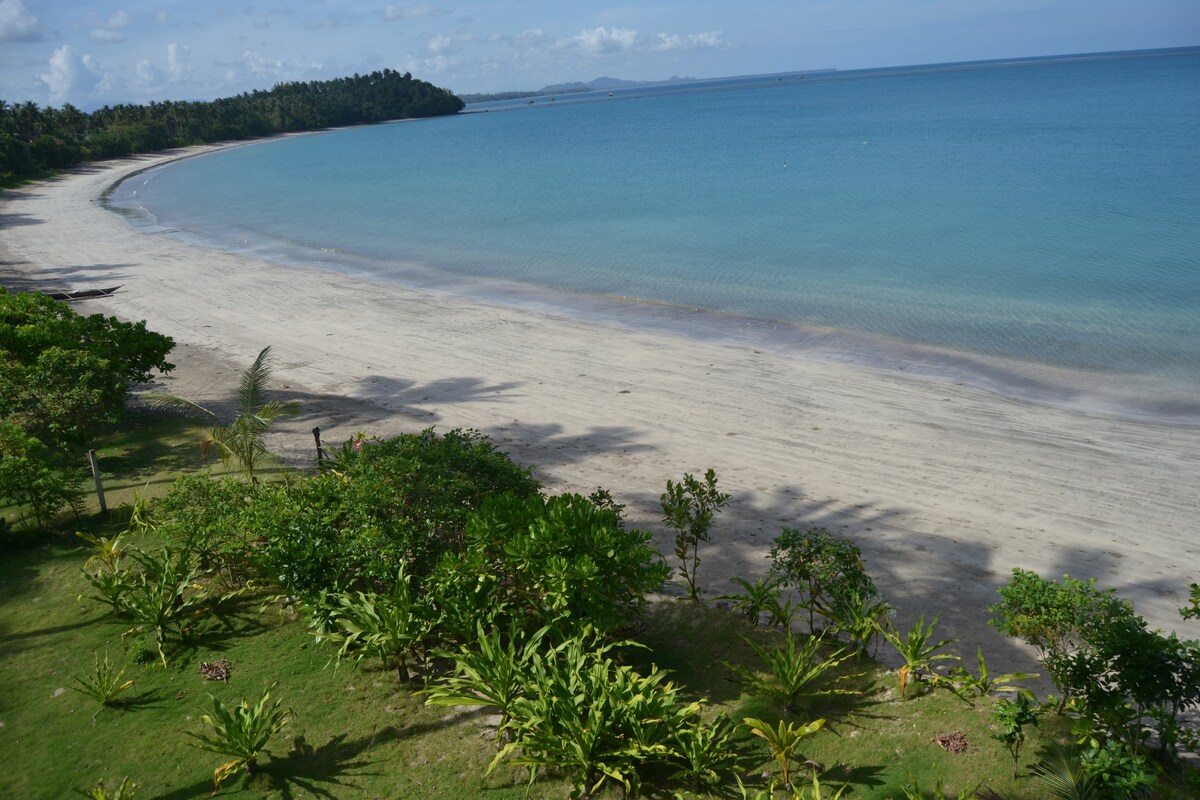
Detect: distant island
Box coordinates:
(457, 71, 834, 104)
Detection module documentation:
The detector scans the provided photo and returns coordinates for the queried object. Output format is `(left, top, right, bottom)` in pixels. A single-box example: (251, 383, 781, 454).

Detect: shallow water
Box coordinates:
(109, 48, 1200, 422)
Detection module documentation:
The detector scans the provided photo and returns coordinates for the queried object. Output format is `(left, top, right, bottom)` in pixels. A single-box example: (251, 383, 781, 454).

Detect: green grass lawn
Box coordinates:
(1, 411, 1194, 798)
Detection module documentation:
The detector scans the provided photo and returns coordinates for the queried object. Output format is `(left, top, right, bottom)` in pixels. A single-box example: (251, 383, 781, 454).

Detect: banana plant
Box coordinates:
(186, 686, 292, 789)
(742, 716, 826, 789)
(882, 614, 958, 698)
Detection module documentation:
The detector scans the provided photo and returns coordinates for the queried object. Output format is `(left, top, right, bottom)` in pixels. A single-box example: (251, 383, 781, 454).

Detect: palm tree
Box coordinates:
(146, 346, 300, 483)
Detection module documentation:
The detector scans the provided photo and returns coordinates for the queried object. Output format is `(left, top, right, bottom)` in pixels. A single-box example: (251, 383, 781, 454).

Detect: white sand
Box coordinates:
(3, 145, 1198, 674)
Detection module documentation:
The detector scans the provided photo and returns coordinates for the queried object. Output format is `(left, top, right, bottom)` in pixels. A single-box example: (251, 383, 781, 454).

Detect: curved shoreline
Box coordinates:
(3, 145, 1198, 673)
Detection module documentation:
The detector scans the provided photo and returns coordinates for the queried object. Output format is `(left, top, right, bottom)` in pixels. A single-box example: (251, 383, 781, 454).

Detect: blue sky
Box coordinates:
(1, 1, 1197, 109)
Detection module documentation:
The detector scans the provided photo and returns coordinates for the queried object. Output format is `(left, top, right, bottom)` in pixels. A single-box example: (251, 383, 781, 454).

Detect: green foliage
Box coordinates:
(252, 428, 540, 595)
(661, 468, 730, 603)
(110, 546, 205, 667)
(146, 346, 299, 483)
(824, 589, 894, 657)
(1077, 739, 1157, 799)
(0, 289, 172, 524)
(75, 776, 137, 800)
(310, 565, 432, 681)
(882, 614, 958, 698)
(729, 632, 860, 712)
(947, 646, 1039, 702)
(492, 633, 702, 799)
(991, 570, 1200, 758)
(71, 651, 134, 709)
(988, 569, 1128, 705)
(0, 289, 174, 447)
(462, 492, 669, 633)
(992, 694, 1044, 778)
(0, 70, 463, 184)
(1032, 743, 1102, 800)
(719, 576, 784, 626)
(423, 622, 551, 737)
(186, 685, 292, 788)
(742, 716, 826, 789)
(1181, 583, 1200, 620)
(669, 714, 739, 789)
(769, 527, 878, 634)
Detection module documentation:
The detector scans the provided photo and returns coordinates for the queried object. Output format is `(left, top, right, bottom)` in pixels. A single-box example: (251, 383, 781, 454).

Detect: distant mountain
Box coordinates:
(539, 75, 697, 93)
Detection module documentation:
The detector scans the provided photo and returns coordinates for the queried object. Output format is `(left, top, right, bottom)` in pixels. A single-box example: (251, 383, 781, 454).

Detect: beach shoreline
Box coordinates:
(3, 145, 1198, 675)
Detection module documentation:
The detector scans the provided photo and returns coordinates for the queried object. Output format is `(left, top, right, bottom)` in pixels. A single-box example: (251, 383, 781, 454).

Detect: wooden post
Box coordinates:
(312, 426, 326, 465)
(87, 449, 107, 514)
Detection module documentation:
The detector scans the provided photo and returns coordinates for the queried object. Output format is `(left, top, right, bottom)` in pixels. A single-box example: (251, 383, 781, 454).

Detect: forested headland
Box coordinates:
(0, 69, 463, 187)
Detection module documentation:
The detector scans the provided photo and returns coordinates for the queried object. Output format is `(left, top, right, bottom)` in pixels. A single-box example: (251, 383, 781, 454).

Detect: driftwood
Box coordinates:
(47, 285, 121, 301)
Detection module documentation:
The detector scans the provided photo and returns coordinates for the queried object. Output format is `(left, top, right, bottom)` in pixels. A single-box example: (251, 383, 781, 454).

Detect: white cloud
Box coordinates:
(542, 26, 726, 57)
(566, 26, 639, 54)
(90, 9, 133, 43)
(0, 0, 41, 43)
(307, 15, 342, 31)
(384, 4, 448, 22)
(167, 42, 190, 81)
(39, 46, 103, 105)
(651, 30, 725, 52)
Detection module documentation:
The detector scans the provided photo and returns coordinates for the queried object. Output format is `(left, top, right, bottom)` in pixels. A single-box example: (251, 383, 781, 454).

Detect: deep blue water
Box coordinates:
(111, 48, 1200, 419)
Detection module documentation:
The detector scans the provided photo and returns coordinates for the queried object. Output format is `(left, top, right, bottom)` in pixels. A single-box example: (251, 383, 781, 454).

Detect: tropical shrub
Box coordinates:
(250, 428, 540, 595)
(186, 686, 292, 788)
(0, 288, 173, 524)
(461, 492, 669, 633)
(107, 546, 205, 667)
(991, 569, 1200, 757)
(661, 468, 729, 603)
(992, 694, 1044, 778)
(669, 714, 739, 790)
(882, 614, 958, 698)
(71, 651, 134, 709)
(490, 633, 702, 799)
(76, 777, 137, 800)
(824, 589, 894, 657)
(947, 646, 1039, 701)
(309, 565, 432, 681)
(728, 632, 860, 713)
(742, 716, 826, 789)
(769, 527, 878, 634)
(719, 576, 784, 626)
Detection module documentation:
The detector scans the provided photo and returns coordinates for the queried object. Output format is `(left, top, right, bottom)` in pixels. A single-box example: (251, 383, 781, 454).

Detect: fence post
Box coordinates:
(87, 449, 107, 514)
(312, 426, 326, 465)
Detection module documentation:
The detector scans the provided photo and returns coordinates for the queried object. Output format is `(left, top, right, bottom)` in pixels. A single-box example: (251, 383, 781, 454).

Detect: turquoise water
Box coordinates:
(112, 48, 1200, 420)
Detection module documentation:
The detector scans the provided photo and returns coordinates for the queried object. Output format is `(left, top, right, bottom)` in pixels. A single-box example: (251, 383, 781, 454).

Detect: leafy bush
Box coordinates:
(461, 492, 669, 633)
(769, 527, 878, 634)
(251, 428, 540, 594)
(489, 632, 702, 799)
(882, 614, 958, 698)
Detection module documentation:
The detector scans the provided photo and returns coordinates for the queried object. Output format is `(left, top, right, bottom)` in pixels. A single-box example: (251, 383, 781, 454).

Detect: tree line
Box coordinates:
(0, 69, 464, 186)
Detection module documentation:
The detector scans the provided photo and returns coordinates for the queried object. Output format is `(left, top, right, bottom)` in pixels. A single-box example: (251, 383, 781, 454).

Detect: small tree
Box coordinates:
(661, 468, 729, 603)
(146, 345, 298, 483)
(993, 694, 1043, 778)
(770, 527, 878, 634)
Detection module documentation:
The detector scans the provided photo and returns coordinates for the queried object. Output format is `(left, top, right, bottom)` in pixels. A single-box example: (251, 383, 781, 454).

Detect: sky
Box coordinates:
(1, 1, 1197, 110)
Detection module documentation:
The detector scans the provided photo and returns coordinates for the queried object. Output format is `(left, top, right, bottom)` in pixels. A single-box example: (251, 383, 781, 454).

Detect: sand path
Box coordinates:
(3, 145, 1197, 675)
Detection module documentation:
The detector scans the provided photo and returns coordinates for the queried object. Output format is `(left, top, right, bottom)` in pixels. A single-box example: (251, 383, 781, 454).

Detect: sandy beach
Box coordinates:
(2, 145, 1198, 675)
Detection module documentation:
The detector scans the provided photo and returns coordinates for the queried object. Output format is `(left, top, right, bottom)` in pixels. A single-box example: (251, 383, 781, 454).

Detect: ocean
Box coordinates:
(108, 48, 1200, 422)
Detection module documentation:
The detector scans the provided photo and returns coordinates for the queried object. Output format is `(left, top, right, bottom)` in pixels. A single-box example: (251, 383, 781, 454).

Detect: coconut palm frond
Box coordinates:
(237, 347, 275, 418)
(1031, 744, 1101, 800)
(141, 392, 218, 421)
